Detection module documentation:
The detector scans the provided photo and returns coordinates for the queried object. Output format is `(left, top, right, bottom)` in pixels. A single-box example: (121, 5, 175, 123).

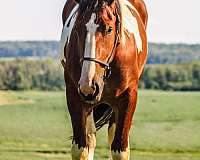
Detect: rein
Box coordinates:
(81, 12, 121, 80)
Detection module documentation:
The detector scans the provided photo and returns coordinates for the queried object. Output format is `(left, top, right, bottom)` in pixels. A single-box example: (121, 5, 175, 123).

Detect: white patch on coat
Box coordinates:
(119, 0, 143, 53)
(79, 13, 99, 94)
(71, 143, 88, 160)
(59, 4, 79, 60)
(123, 0, 140, 16)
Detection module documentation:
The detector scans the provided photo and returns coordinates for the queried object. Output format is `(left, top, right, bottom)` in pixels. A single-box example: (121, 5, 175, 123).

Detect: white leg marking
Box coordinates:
(71, 143, 88, 160)
(119, 0, 143, 53)
(79, 13, 99, 94)
(86, 112, 96, 160)
(108, 124, 116, 148)
(108, 123, 116, 160)
(88, 134, 96, 160)
(111, 149, 130, 160)
(59, 4, 79, 60)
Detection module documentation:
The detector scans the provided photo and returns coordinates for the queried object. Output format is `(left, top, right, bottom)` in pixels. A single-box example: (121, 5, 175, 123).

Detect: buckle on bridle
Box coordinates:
(103, 66, 112, 80)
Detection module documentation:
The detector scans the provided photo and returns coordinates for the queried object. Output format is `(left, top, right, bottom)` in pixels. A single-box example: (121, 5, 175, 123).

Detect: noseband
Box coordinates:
(81, 12, 121, 81)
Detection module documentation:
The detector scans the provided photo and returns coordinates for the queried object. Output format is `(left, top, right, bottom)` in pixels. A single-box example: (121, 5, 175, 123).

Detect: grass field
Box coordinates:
(0, 90, 200, 160)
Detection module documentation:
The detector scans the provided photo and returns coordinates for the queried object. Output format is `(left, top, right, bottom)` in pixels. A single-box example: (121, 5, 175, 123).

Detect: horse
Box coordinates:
(60, 0, 148, 159)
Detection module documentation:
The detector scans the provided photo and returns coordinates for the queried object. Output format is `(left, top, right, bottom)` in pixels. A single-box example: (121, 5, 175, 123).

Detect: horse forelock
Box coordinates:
(79, 0, 98, 14)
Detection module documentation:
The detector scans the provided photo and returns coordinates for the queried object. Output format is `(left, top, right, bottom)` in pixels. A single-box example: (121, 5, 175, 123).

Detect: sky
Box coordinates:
(0, 0, 199, 43)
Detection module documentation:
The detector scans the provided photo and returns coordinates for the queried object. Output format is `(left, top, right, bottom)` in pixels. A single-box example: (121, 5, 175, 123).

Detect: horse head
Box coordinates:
(74, 0, 120, 104)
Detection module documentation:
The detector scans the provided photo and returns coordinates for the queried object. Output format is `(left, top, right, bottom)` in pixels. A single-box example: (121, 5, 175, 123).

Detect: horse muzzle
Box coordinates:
(78, 83, 101, 104)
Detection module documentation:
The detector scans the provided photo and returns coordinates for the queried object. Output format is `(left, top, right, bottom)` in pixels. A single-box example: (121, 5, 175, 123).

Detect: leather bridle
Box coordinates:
(80, 12, 121, 81)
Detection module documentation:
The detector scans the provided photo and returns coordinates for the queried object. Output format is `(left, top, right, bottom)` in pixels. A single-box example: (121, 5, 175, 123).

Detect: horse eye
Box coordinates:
(106, 26, 113, 35)
(97, 23, 106, 32)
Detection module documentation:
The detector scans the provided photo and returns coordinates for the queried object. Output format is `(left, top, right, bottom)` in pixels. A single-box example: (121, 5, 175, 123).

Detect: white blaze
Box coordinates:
(79, 13, 99, 90)
(59, 4, 79, 60)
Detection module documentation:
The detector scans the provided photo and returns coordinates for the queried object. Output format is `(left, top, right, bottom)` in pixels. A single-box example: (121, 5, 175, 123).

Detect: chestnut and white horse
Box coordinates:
(60, 0, 148, 159)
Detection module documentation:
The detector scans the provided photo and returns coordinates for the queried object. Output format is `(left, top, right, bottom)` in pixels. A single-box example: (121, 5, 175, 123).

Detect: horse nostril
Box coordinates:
(93, 83, 99, 97)
(91, 83, 96, 93)
(78, 83, 100, 101)
(78, 84, 95, 95)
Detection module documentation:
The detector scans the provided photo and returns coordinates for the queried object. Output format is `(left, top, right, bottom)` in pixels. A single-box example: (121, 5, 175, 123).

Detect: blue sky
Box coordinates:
(0, 0, 199, 43)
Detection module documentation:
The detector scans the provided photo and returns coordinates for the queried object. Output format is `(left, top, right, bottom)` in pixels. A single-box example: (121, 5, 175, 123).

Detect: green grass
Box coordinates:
(0, 90, 200, 160)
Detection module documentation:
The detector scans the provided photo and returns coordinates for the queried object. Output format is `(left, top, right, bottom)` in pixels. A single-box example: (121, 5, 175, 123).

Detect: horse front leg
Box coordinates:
(70, 109, 96, 160)
(108, 112, 116, 159)
(111, 88, 138, 160)
(86, 110, 96, 160)
(67, 85, 96, 160)
(70, 110, 96, 160)
(67, 95, 88, 159)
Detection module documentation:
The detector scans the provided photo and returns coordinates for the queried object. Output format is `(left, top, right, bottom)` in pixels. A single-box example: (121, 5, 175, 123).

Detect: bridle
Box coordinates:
(80, 9, 121, 81)
(60, 1, 121, 80)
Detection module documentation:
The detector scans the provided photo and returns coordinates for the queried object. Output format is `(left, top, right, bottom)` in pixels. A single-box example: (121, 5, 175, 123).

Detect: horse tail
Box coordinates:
(93, 104, 113, 130)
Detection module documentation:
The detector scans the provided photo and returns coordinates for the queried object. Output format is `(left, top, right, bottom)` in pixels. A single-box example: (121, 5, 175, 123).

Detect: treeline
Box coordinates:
(1, 41, 200, 64)
(140, 62, 200, 91)
(0, 41, 58, 58)
(0, 59, 64, 90)
(0, 59, 200, 91)
(148, 43, 200, 64)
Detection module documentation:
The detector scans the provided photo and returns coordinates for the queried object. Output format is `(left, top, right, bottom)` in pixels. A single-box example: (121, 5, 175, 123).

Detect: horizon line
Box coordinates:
(0, 40, 200, 45)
